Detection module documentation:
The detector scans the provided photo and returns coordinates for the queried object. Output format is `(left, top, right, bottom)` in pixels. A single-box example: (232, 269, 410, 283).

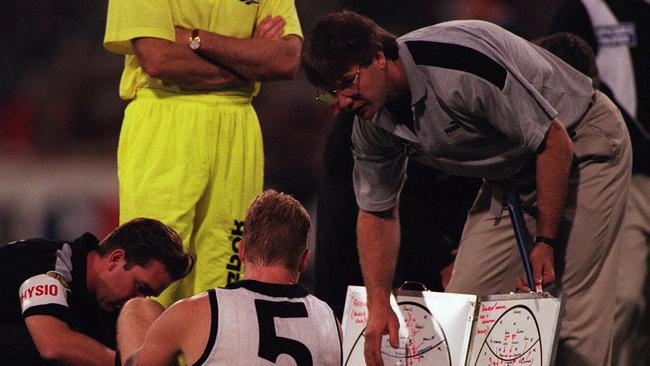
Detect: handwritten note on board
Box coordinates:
(467, 293, 564, 366)
(342, 286, 476, 366)
(342, 288, 563, 366)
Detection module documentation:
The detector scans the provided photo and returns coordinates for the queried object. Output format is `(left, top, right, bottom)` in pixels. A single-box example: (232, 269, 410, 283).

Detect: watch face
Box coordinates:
(189, 37, 200, 50)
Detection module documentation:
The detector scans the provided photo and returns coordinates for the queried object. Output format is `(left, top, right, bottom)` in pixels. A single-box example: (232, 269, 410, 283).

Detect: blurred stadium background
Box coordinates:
(0, 0, 564, 286)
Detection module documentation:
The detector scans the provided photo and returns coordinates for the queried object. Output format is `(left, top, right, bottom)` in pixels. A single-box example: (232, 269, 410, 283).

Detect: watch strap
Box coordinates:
(534, 236, 558, 248)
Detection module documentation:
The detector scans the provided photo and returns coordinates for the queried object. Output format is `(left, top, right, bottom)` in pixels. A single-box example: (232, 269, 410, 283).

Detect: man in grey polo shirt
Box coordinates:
(302, 10, 631, 366)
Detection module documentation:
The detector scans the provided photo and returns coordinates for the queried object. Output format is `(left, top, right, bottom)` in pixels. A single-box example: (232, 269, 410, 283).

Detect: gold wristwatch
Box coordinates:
(189, 29, 201, 51)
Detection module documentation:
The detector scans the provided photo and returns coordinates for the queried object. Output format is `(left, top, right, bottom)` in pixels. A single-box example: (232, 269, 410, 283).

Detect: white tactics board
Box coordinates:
(466, 293, 564, 366)
(342, 286, 477, 366)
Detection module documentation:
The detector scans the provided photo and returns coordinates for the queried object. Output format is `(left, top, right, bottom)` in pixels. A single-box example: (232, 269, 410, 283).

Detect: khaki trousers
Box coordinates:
(613, 174, 650, 366)
(447, 91, 632, 366)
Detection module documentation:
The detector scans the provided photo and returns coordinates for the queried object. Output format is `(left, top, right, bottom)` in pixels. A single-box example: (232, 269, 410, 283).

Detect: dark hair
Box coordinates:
(242, 190, 310, 271)
(97, 218, 194, 281)
(533, 32, 600, 89)
(302, 10, 398, 88)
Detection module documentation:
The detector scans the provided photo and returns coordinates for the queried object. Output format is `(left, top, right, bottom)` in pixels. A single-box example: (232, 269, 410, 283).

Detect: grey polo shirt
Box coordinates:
(352, 20, 594, 212)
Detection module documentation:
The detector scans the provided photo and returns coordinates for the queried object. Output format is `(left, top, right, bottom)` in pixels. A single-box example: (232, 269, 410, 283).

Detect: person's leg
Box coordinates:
(190, 102, 264, 295)
(446, 182, 527, 295)
(553, 91, 631, 366)
(116, 298, 165, 365)
(450, 92, 632, 366)
(614, 175, 650, 366)
(118, 93, 216, 307)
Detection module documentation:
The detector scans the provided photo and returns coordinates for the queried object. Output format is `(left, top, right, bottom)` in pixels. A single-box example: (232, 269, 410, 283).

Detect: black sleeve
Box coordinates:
(23, 304, 74, 324)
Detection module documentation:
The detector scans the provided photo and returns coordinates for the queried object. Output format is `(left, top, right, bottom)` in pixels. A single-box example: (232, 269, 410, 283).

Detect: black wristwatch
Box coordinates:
(535, 236, 558, 248)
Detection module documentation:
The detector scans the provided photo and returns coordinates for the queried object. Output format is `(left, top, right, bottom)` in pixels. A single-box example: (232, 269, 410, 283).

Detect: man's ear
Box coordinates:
(298, 248, 311, 273)
(375, 49, 387, 68)
(239, 239, 246, 262)
(107, 249, 125, 270)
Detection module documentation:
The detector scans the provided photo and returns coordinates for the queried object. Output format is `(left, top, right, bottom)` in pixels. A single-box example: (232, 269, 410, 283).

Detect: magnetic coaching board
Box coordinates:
(342, 287, 564, 366)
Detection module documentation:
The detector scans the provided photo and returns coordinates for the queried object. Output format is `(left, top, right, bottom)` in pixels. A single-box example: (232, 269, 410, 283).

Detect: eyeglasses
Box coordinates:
(315, 66, 362, 104)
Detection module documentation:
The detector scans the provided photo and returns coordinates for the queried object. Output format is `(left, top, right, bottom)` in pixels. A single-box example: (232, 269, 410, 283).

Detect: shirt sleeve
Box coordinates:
(257, 0, 303, 39)
(104, 0, 175, 55)
(19, 273, 71, 322)
(414, 23, 560, 154)
(351, 118, 408, 212)
(18, 243, 74, 323)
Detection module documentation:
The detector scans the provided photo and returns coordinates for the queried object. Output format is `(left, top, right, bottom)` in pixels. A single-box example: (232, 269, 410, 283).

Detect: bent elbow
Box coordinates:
(271, 59, 300, 81)
(38, 344, 66, 363)
(285, 60, 300, 79)
(283, 53, 301, 79)
(132, 38, 174, 79)
(272, 44, 301, 80)
(140, 57, 166, 79)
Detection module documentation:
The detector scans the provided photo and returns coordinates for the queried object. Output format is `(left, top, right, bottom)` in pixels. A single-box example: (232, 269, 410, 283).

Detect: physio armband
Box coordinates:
(19, 274, 69, 313)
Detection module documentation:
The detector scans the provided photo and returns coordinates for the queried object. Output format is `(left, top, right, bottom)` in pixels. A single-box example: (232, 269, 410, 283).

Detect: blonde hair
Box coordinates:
(242, 190, 310, 271)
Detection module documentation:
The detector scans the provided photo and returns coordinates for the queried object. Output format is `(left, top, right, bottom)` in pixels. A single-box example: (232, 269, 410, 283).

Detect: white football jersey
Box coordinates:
(195, 280, 342, 366)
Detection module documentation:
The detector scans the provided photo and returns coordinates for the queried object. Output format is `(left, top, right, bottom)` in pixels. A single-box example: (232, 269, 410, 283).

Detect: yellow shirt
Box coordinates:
(103, 0, 302, 100)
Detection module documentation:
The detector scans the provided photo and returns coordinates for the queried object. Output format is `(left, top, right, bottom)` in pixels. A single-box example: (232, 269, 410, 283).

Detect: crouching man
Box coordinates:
(0, 218, 194, 365)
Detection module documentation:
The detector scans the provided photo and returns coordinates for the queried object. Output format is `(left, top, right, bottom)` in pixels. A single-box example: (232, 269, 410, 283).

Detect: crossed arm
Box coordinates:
(25, 315, 116, 366)
(133, 16, 301, 90)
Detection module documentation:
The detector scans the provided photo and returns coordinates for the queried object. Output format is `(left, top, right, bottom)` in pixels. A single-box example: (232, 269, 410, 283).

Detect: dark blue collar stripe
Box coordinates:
(406, 40, 507, 90)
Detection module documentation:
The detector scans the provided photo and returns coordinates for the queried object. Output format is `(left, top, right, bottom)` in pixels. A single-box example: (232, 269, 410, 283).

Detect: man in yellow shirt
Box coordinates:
(104, 0, 302, 308)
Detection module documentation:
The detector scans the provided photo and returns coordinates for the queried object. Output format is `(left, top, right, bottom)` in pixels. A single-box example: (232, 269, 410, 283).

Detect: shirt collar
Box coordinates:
(71, 233, 99, 303)
(397, 39, 428, 107)
(356, 41, 427, 143)
(225, 279, 310, 298)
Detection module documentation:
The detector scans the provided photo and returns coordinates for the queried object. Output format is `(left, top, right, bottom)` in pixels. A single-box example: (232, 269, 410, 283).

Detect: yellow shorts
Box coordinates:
(118, 88, 263, 307)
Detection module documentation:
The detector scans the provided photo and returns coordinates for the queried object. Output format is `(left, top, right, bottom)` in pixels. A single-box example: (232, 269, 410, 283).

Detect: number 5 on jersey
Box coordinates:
(255, 299, 314, 365)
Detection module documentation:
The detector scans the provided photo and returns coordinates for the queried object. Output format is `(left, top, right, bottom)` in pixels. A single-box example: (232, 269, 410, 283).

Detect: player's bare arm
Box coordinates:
(117, 298, 165, 365)
(124, 353, 139, 366)
(119, 296, 210, 366)
(357, 207, 402, 366)
(132, 37, 244, 91)
(175, 16, 302, 82)
(26, 315, 116, 366)
(525, 117, 573, 290)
